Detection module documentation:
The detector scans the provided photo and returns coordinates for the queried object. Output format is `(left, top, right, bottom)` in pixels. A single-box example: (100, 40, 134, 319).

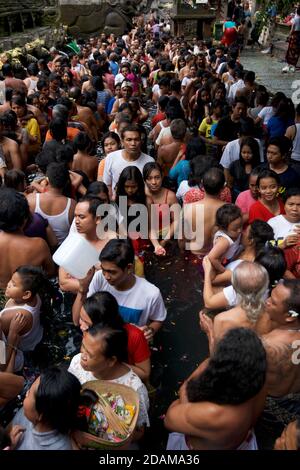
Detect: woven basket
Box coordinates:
(73, 380, 140, 450)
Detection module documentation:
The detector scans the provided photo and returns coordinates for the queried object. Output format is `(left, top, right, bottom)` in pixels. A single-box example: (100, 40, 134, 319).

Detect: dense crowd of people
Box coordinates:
(0, 5, 299, 451)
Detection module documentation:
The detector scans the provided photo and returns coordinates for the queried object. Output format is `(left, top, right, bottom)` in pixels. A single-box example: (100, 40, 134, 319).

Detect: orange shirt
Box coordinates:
(45, 127, 80, 142)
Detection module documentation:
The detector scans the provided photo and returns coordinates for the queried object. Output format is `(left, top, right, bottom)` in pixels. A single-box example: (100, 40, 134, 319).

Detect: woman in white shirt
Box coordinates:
(268, 187, 300, 248)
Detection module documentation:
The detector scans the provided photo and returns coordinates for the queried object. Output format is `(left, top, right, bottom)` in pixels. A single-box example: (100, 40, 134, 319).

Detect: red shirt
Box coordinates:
(151, 112, 166, 128)
(249, 199, 285, 224)
(124, 323, 150, 365)
(284, 244, 300, 278)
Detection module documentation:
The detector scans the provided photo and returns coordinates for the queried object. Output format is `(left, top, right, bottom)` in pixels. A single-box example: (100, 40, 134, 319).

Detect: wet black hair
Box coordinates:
(202, 168, 225, 196)
(3, 169, 26, 191)
(101, 131, 121, 150)
(83, 292, 123, 329)
(239, 136, 261, 168)
(15, 265, 48, 296)
(143, 161, 163, 181)
(283, 187, 300, 202)
(281, 279, 300, 316)
(248, 220, 274, 255)
(185, 137, 206, 161)
(215, 204, 242, 230)
(49, 118, 67, 142)
(0, 188, 30, 232)
(88, 324, 128, 363)
(115, 166, 146, 205)
(267, 136, 292, 158)
(77, 195, 105, 217)
(100, 238, 135, 269)
(86, 181, 109, 199)
(256, 169, 281, 188)
(73, 132, 93, 153)
(255, 246, 286, 288)
(188, 155, 219, 187)
(35, 366, 81, 434)
(46, 162, 71, 192)
(187, 328, 266, 404)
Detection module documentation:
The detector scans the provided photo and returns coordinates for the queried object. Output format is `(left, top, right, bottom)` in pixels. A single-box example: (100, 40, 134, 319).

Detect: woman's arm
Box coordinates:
(130, 359, 151, 383)
(203, 257, 229, 309)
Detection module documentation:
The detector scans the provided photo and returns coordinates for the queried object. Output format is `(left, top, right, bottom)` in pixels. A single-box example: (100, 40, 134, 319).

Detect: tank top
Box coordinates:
(0, 296, 43, 352)
(291, 123, 300, 162)
(150, 190, 170, 238)
(34, 193, 72, 244)
(28, 78, 38, 92)
(213, 230, 242, 262)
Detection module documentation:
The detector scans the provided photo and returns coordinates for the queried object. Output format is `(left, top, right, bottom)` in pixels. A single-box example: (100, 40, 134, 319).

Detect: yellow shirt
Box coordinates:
(25, 117, 41, 154)
(199, 117, 218, 139)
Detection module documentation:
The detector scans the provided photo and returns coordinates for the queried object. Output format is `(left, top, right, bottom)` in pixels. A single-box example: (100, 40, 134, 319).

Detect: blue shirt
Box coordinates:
(169, 161, 191, 186)
(109, 60, 119, 76)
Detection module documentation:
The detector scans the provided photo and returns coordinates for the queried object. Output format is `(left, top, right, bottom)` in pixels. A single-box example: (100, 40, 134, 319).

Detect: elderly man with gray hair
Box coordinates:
(201, 259, 269, 351)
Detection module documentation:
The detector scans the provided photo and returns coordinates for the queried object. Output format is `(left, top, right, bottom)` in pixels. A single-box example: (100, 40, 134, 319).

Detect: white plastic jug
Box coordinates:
(53, 233, 99, 279)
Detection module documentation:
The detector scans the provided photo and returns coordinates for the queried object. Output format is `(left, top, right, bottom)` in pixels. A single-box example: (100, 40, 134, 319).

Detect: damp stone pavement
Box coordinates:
(240, 48, 299, 101)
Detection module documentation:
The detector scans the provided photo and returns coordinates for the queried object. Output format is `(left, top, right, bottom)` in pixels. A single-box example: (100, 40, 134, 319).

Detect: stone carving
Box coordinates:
(0, 0, 57, 37)
(58, 0, 153, 37)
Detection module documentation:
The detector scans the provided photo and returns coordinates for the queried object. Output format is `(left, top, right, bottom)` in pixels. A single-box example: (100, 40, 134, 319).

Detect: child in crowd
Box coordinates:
(235, 167, 261, 224)
(208, 204, 243, 273)
(0, 266, 46, 371)
(9, 366, 81, 450)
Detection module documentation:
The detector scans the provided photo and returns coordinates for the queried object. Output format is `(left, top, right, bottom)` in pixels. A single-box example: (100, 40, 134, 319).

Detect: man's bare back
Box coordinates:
(262, 328, 300, 397)
(183, 195, 225, 255)
(0, 232, 55, 288)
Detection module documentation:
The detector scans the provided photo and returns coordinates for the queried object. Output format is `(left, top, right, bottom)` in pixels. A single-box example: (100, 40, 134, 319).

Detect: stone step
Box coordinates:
(272, 39, 288, 60)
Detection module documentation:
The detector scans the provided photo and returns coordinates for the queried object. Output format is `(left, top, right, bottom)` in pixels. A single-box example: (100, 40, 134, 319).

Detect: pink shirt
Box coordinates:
(235, 189, 256, 215)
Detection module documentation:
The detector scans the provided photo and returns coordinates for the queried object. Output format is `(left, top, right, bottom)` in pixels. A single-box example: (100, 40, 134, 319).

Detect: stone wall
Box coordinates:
(58, 0, 153, 37)
(0, 26, 65, 53)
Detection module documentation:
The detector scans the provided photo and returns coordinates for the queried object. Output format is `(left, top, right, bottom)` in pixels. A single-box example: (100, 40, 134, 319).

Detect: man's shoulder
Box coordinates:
(139, 152, 154, 163)
(134, 275, 160, 296)
(106, 150, 123, 164)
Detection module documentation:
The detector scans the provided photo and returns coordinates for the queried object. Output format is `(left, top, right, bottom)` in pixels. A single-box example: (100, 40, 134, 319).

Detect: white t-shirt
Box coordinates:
(258, 106, 274, 125)
(87, 272, 167, 326)
(68, 357, 150, 428)
(268, 214, 300, 240)
(102, 150, 154, 193)
(181, 76, 191, 88)
(155, 126, 171, 146)
(114, 73, 125, 86)
(223, 285, 238, 307)
(176, 180, 190, 201)
(220, 138, 264, 169)
(225, 259, 243, 271)
(227, 79, 245, 104)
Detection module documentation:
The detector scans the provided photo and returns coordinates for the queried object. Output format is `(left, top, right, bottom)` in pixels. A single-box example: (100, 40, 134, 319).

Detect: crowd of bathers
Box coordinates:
(0, 9, 299, 451)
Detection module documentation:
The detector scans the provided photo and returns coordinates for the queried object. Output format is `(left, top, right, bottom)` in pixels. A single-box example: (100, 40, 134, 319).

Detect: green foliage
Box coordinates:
(259, 0, 294, 18)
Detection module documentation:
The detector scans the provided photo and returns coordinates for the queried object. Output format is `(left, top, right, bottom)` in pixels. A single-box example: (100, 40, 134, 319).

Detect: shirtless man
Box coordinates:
(157, 119, 187, 174)
(180, 168, 225, 257)
(260, 280, 300, 403)
(202, 260, 269, 345)
(165, 327, 267, 450)
(0, 118, 22, 169)
(68, 87, 100, 142)
(0, 188, 55, 288)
